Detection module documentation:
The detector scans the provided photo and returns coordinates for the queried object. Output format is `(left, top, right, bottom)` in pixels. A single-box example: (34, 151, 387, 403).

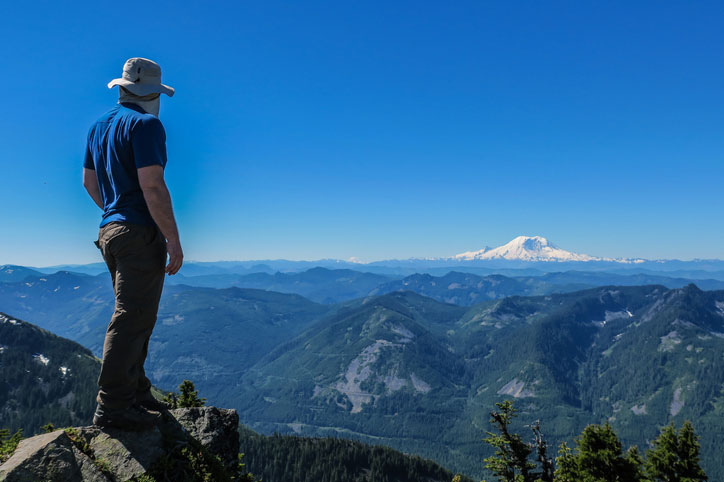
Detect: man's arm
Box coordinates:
(137, 165, 183, 275)
(83, 168, 104, 210)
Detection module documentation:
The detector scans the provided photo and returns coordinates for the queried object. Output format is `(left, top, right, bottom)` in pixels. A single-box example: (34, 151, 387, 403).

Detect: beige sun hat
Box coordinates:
(107, 57, 175, 97)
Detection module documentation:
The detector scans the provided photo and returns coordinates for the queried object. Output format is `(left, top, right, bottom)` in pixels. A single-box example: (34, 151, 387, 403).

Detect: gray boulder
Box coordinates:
(77, 426, 164, 480)
(0, 430, 82, 481)
(0, 407, 240, 481)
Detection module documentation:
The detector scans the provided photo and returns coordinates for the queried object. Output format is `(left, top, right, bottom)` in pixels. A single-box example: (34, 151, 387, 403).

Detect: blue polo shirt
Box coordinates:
(84, 103, 167, 227)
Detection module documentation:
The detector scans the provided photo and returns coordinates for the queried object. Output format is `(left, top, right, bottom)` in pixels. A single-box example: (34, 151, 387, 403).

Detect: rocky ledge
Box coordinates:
(0, 407, 240, 482)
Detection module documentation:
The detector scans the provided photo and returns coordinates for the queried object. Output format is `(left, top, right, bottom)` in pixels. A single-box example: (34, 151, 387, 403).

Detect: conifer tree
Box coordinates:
(554, 422, 645, 482)
(645, 421, 707, 481)
(483, 400, 535, 481)
(0, 428, 22, 464)
(162, 379, 207, 408)
(178, 380, 206, 408)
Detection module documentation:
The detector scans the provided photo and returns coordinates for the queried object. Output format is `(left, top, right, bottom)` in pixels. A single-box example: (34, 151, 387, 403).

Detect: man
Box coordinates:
(82, 57, 183, 430)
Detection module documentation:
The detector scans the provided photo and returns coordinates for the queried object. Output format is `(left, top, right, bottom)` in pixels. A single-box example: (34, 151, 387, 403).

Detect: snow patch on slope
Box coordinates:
(0, 314, 20, 325)
(33, 353, 50, 366)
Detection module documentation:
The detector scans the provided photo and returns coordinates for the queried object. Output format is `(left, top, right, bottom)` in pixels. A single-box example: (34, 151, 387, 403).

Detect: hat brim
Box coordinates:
(108, 78, 175, 97)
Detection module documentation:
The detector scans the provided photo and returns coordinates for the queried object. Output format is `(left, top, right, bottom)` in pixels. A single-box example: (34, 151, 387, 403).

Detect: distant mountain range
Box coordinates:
(370, 270, 724, 305)
(168, 267, 396, 304)
(3, 267, 724, 478)
(3, 265, 724, 344)
(16, 235, 724, 277)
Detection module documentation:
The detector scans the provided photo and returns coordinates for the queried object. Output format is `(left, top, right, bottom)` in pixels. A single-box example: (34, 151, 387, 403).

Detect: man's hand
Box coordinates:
(166, 238, 184, 275)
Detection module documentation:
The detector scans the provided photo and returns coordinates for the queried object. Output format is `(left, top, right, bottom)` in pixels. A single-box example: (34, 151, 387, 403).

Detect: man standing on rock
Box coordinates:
(82, 57, 183, 430)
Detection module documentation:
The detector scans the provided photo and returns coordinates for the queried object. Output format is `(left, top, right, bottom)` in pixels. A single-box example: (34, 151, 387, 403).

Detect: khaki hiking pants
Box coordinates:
(95, 222, 166, 410)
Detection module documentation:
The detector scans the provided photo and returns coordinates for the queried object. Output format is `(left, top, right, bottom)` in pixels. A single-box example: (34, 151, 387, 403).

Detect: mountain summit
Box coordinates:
(454, 235, 598, 262)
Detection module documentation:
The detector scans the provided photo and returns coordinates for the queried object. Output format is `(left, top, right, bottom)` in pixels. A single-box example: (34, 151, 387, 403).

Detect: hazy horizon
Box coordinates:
(7, 232, 724, 269)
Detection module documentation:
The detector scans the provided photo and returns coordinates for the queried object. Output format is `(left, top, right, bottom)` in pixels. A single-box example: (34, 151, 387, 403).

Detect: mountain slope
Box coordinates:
(0, 271, 112, 340)
(147, 286, 332, 402)
(372, 270, 724, 306)
(234, 292, 470, 472)
(0, 266, 44, 283)
(0, 271, 335, 405)
(0, 312, 100, 434)
(370, 272, 531, 305)
(234, 285, 724, 479)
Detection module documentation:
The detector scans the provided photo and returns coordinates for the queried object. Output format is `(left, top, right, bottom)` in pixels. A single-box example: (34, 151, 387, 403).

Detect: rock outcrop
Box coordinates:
(0, 407, 240, 482)
(171, 406, 240, 471)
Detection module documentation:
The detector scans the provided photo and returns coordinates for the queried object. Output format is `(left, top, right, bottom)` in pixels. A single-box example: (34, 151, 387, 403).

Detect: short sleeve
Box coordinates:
(132, 117, 167, 169)
(83, 127, 95, 170)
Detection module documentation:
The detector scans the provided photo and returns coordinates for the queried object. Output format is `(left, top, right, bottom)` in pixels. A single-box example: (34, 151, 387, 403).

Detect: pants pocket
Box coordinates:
(99, 223, 132, 248)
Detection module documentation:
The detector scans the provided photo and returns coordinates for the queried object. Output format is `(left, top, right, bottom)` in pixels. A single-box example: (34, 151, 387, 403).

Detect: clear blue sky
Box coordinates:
(1, 1, 723, 266)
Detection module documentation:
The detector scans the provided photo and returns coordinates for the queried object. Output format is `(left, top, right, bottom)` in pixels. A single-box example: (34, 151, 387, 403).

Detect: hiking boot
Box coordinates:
(136, 391, 170, 412)
(93, 403, 161, 431)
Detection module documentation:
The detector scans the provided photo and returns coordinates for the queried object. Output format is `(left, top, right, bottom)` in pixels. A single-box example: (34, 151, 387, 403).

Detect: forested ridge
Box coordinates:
(0, 312, 99, 434)
(239, 426, 473, 482)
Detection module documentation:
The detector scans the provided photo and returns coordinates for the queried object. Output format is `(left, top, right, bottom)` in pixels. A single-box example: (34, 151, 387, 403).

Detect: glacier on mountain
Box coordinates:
(454, 235, 598, 262)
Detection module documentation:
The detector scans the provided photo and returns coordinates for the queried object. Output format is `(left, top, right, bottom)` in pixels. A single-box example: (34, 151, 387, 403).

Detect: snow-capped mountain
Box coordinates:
(454, 236, 600, 262)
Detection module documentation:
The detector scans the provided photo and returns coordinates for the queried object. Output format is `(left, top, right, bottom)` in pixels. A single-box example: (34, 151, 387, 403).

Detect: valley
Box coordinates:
(2, 258, 724, 479)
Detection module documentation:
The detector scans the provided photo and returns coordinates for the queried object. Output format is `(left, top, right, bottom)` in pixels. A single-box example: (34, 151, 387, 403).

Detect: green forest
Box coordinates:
(240, 428, 469, 482)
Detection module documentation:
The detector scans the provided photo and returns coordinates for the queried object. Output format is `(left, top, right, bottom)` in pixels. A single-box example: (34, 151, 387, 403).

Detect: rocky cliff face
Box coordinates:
(0, 407, 240, 482)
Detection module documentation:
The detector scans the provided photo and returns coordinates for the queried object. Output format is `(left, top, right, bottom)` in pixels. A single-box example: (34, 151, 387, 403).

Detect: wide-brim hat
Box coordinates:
(108, 57, 175, 97)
